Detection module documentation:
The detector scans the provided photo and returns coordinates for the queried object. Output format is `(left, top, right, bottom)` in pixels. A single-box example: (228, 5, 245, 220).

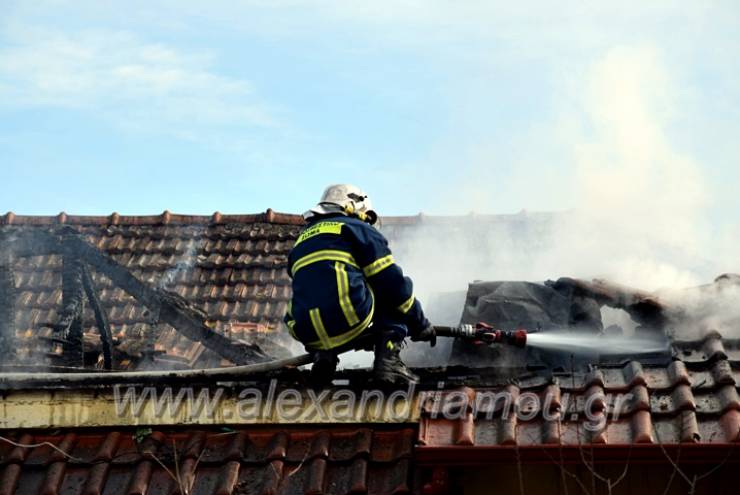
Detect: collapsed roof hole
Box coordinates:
(600, 307, 638, 336)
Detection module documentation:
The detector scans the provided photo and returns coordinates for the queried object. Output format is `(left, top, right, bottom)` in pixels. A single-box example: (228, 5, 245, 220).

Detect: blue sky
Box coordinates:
(1, 1, 738, 224)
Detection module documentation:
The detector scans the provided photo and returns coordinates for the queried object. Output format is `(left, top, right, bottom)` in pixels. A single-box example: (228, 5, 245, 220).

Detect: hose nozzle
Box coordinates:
(432, 324, 528, 347)
(499, 329, 527, 348)
(472, 322, 527, 348)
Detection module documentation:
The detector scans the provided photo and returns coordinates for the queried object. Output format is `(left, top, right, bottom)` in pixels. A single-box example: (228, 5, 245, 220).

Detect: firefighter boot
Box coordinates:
(309, 351, 338, 388)
(373, 337, 419, 386)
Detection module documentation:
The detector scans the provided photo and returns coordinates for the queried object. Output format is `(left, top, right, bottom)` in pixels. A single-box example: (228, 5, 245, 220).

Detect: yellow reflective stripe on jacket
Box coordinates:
(286, 318, 297, 339)
(335, 261, 360, 326)
(362, 254, 394, 277)
(398, 294, 415, 314)
(294, 221, 344, 246)
(285, 301, 297, 339)
(292, 250, 359, 276)
(309, 308, 332, 349)
(306, 293, 375, 350)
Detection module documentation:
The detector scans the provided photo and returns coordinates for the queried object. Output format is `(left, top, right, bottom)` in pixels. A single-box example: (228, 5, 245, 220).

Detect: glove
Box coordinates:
(411, 322, 436, 347)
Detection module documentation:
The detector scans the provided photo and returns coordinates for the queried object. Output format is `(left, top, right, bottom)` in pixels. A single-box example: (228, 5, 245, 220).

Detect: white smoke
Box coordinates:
(403, 45, 733, 289)
(540, 45, 712, 290)
(386, 44, 739, 359)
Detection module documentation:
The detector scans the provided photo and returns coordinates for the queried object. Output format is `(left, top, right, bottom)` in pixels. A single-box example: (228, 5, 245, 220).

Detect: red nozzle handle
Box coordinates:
(512, 329, 527, 347)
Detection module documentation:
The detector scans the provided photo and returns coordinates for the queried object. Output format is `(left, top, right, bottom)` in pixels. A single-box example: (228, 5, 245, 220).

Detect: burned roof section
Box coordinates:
(0, 211, 304, 371)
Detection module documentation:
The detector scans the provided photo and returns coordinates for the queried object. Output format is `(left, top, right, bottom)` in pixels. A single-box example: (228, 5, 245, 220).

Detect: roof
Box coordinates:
(0, 426, 415, 495)
(0, 209, 555, 370)
(3, 210, 740, 493)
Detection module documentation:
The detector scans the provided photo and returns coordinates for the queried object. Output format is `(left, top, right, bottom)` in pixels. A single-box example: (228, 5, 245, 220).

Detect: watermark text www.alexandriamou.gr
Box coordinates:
(113, 380, 632, 431)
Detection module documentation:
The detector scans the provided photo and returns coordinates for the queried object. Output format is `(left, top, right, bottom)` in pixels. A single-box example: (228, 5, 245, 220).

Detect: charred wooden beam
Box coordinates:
(60, 238, 85, 367)
(81, 264, 113, 370)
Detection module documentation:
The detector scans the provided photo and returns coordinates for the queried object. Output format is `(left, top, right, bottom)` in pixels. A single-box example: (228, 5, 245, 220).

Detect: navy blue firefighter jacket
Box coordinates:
(284, 214, 429, 350)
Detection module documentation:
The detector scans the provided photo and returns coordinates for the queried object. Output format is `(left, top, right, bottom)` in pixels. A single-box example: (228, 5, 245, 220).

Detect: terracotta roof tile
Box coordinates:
(418, 352, 740, 450)
(0, 427, 413, 495)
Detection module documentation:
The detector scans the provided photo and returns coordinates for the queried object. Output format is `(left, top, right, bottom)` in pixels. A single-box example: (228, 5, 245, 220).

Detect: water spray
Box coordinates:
(524, 331, 670, 356)
(434, 322, 669, 357)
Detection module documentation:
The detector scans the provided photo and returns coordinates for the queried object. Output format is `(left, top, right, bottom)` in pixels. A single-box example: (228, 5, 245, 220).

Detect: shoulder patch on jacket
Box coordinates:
(295, 221, 344, 246)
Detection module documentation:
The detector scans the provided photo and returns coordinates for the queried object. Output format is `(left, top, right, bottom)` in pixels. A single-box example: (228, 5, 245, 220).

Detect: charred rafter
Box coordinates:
(59, 236, 85, 367)
(80, 264, 113, 370)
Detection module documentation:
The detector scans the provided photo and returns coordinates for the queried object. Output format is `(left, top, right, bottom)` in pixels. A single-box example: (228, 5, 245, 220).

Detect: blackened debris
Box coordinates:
(0, 255, 16, 364)
(546, 277, 669, 331)
(451, 278, 672, 370)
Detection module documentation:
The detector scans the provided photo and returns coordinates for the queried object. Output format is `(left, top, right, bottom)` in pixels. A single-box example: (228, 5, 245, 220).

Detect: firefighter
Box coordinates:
(284, 184, 436, 386)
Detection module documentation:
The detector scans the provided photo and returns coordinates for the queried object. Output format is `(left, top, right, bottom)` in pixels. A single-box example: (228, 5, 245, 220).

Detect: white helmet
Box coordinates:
(305, 184, 378, 224)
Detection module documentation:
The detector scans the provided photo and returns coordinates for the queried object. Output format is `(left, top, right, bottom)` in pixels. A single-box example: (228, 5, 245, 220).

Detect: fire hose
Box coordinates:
(0, 323, 527, 388)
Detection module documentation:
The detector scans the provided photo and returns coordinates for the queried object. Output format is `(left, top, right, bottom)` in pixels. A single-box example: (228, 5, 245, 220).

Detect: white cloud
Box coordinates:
(0, 26, 278, 141)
